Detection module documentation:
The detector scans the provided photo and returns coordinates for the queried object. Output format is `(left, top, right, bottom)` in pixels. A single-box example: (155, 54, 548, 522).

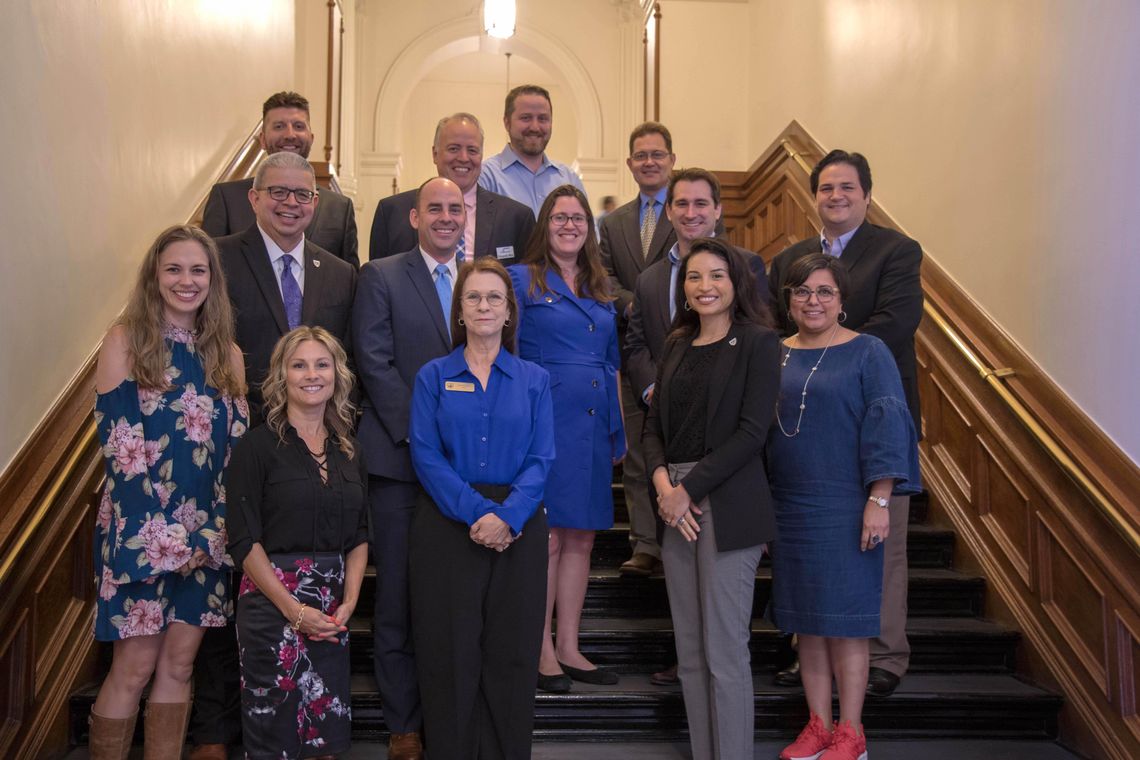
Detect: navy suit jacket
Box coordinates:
(217, 225, 356, 420)
(203, 177, 359, 268)
(368, 186, 535, 265)
(352, 248, 454, 481)
(625, 245, 769, 400)
(768, 221, 923, 432)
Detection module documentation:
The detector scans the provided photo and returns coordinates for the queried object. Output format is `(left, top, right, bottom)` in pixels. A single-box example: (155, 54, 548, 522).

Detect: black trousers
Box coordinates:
(409, 491, 547, 760)
(189, 573, 242, 745)
(369, 475, 423, 734)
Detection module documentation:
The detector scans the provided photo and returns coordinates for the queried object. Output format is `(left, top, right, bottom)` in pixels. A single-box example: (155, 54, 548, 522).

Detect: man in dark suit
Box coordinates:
(599, 122, 677, 579)
(768, 149, 923, 698)
(369, 113, 534, 264)
(352, 177, 466, 760)
(626, 168, 769, 417)
(188, 151, 356, 760)
(202, 91, 360, 268)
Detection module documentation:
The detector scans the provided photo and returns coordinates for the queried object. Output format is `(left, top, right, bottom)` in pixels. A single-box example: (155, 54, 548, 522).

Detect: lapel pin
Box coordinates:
(544, 295, 554, 303)
(313, 259, 321, 268)
(729, 337, 737, 346)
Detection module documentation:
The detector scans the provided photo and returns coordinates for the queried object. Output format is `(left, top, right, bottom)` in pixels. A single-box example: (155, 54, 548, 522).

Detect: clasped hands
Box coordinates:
(656, 480, 701, 542)
(470, 513, 513, 552)
(292, 601, 353, 643)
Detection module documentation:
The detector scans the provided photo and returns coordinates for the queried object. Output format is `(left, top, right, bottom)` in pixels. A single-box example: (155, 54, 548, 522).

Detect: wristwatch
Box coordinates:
(867, 495, 889, 508)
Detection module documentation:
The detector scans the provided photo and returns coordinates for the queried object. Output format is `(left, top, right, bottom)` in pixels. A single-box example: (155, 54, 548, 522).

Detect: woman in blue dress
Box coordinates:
(768, 253, 920, 760)
(509, 185, 625, 692)
(89, 225, 248, 760)
(410, 257, 555, 757)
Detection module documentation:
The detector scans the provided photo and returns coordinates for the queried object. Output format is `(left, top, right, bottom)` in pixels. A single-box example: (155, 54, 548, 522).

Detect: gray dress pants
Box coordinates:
(662, 462, 763, 760)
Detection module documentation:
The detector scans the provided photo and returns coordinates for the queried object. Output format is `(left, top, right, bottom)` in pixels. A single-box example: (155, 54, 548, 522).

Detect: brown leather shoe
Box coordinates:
(388, 730, 424, 760)
(188, 744, 228, 760)
(650, 663, 678, 685)
(620, 552, 658, 577)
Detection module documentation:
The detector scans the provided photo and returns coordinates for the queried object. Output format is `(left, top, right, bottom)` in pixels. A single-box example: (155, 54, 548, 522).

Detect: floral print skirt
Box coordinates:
(236, 553, 351, 760)
(94, 565, 230, 641)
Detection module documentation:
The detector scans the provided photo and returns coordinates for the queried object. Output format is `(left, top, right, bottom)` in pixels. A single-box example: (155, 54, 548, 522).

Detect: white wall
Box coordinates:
(0, 1, 294, 475)
(745, 0, 1140, 463)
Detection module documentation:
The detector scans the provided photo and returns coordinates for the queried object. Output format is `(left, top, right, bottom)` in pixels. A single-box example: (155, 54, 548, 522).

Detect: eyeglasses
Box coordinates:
(550, 213, 588, 227)
(631, 150, 671, 162)
(461, 292, 507, 307)
(788, 285, 840, 303)
(260, 186, 318, 204)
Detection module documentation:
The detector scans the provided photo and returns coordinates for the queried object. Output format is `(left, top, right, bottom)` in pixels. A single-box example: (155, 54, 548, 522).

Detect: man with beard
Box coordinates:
(478, 84, 585, 216)
(202, 91, 359, 267)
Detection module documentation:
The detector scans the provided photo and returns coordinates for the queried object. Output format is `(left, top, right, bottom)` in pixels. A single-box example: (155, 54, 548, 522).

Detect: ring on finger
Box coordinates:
(677, 515, 686, 527)
(870, 534, 882, 545)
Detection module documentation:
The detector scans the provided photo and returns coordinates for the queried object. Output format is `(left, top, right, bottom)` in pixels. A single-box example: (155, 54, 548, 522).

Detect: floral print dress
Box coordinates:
(93, 325, 248, 640)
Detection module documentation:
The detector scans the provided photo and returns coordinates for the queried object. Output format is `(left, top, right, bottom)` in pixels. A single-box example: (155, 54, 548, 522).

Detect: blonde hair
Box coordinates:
(261, 327, 356, 458)
(118, 225, 245, 396)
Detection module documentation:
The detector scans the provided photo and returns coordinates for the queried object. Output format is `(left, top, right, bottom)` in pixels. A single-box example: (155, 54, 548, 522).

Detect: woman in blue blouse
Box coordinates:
(410, 257, 555, 758)
(509, 184, 625, 693)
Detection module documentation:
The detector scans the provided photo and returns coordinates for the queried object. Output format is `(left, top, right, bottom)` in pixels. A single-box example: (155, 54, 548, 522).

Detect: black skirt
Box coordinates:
(236, 552, 351, 759)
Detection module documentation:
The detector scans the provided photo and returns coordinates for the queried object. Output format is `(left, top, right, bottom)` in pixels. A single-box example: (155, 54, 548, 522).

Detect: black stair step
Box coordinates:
(592, 522, 955, 570)
(347, 615, 1017, 676)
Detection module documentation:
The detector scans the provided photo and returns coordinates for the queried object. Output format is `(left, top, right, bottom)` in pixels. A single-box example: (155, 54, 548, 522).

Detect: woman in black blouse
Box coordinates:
(642, 238, 780, 760)
(226, 326, 369, 760)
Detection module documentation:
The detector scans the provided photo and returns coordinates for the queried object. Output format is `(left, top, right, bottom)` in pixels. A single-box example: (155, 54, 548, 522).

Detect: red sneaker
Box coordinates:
(819, 720, 868, 760)
(780, 713, 834, 760)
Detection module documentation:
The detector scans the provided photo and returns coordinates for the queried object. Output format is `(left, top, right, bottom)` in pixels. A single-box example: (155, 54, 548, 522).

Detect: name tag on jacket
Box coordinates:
(445, 381, 476, 393)
(496, 246, 514, 260)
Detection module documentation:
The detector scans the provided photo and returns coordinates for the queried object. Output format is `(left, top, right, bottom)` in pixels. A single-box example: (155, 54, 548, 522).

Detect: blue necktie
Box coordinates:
(281, 254, 302, 330)
(434, 263, 453, 338)
(456, 234, 466, 263)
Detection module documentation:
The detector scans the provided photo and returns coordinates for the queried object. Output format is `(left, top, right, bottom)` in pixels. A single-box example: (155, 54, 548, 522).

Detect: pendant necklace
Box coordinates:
(776, 322, 841, 437)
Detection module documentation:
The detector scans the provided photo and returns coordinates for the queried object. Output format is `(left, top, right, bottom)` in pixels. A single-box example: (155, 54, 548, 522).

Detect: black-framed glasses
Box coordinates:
(787, 285, 839, 303)
(261, 186, 318, 204)
(550, 212, 588, 227)
(460, 292, 507, 307)
(631, 150, 671, 162)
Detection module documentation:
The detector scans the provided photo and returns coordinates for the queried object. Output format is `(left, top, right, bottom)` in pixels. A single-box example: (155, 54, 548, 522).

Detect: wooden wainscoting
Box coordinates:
(715, 121, 1140, 759)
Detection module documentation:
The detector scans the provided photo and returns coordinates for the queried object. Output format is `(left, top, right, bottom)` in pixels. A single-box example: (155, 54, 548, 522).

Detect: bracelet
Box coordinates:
(291, 603, 308, 631)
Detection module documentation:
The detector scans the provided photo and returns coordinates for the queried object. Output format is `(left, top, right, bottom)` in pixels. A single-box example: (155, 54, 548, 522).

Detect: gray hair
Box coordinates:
(433, 113, 485, 151)
(254, 151, 316, 189)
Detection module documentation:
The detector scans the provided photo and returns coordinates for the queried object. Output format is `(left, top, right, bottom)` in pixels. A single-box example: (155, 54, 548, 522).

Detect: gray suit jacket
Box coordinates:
(368, 186, 535, 265)
(203, 177, 359, 268)
(599, 197, 676, 326)
(217, 225, 357, 420)
(352, 248, 453, 480)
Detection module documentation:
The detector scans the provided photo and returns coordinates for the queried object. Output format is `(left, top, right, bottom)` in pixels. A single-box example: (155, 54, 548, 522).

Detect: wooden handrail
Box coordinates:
(922, 301, 1140, 554)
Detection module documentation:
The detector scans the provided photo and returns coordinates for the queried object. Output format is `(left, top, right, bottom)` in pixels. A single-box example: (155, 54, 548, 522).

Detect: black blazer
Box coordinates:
(768, 221, 922, 431)
(203, 178, 360, 268)
(218, 225, 357, 420)
(352, 248, 453, 481)
(625, 247, 770, 400)
(642, 322, 781, 552)
(368, 186, 535, 264)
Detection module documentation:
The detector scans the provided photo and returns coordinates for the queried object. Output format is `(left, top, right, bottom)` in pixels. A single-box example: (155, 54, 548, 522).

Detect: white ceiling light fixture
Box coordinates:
(484, 0, 516, 39)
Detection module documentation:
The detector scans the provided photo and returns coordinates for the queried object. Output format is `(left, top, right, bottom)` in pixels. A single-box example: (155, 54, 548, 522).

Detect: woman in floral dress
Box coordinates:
(225, 327, 369, 760)
(90, 225, 248, 760)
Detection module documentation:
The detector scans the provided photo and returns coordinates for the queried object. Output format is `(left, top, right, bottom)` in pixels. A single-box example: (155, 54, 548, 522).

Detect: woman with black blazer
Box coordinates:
(642, 237, 781, 760)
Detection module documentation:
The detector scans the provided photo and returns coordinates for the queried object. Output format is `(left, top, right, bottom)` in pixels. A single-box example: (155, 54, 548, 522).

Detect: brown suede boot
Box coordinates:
(88, 708, 137, 760)
(143, 701, 191, 760)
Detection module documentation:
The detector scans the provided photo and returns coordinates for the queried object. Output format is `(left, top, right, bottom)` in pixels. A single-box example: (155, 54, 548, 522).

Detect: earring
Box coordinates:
(683, 301, 692, 312)
(503, 319, 510, 327)
(838, 310, 847, 324)
(457, 318, 465, 326)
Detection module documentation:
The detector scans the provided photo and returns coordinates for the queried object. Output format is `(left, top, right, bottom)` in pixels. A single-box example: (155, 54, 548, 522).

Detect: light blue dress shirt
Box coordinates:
(821, 227, 858, 258)
(478, 144, 586, 216)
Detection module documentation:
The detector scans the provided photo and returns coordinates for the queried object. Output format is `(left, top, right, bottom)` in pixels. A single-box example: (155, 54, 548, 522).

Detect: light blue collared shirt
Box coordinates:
(821, 227, 858, 258)
(478, 144, 586, 217)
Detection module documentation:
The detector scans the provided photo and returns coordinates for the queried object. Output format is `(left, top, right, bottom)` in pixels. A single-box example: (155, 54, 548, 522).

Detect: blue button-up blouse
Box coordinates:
(409, 346, 555, 534)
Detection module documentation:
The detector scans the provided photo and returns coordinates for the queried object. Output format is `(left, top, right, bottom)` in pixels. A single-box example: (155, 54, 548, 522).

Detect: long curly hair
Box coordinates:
(118, 225, 245, 396)
(521, 184, 613, 303)
(261, 326, 356, 458)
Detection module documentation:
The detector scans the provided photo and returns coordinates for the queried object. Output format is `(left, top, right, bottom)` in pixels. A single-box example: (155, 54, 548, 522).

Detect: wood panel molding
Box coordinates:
(715, 121, 1140, 759)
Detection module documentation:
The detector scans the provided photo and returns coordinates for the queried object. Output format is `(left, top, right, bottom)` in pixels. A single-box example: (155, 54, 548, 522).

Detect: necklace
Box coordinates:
(776, 322, 841, 437)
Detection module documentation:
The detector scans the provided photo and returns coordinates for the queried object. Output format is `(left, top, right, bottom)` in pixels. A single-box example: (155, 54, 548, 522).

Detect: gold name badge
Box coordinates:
(445, 381, 476, 393)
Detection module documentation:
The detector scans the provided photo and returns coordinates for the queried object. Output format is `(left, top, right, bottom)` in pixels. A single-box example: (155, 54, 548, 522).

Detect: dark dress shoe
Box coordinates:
(866, 666, 901, 697)
(188, 744, 228, 760)
(619, 552, 657, 577)
(559, 661, 620, 685)
(650, 663, 678, 685)
(537, 672, 573, 693)
(774, 658, 801, 687)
